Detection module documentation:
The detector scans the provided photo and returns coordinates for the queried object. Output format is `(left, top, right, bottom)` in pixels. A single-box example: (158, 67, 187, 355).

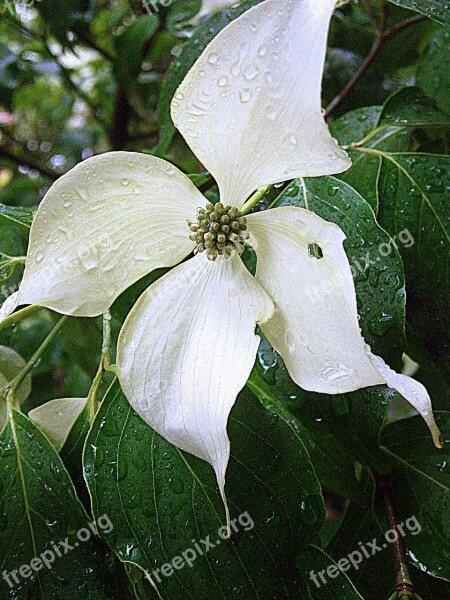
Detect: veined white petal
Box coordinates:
(367, 351, 442, 448)
(28, 398, 87, 452)
(0, 345, 32, 431)
(172, 0, 350, 208)
(190, 0, 241, 24)
(117, 252, 274, 506)
(401, 353, 420, 377)
(248, 207, 442, 448)
(18, 152, 203, 317)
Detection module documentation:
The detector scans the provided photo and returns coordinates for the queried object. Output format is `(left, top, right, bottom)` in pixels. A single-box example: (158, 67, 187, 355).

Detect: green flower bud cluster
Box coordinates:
(188, 202, 249, 261)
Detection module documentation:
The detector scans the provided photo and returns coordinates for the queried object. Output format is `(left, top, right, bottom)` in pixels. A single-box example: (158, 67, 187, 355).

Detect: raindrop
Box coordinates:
(266, 105, 277, 120)
(207, 53, 219, 65)
(239, 88, 252, 103)
(258, 44, 268, 57)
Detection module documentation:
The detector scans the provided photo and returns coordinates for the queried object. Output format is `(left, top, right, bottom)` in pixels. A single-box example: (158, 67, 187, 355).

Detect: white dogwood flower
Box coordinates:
(2, 0, 441, 509)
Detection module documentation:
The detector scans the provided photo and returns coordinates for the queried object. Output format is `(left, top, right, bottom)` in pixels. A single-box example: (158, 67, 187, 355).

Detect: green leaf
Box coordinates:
(327, 462, 450, 598)
(0, 203, 34, 231)
(418, 27, 450, 115)
(378, 86, 449, 129)
(411, 564, 450, 599)
(296, 545, 365, 599)
(84, 380, 324, 599)
(114, 15, 160, 90)
(155, 0, 263, 155)
(325, 470, 397, 600)
(37, 0, 94, 44)
(388, 0, 450, 26)
(381, 411, 450, 582)
(248, 340, 361, 501)
(0, 409, 109, 598)
(166, 0, 202, 35)
(331, 107, 410, 211)
(375, 152, 449, 374)
(0, 42, 32, 110)
(60, 402, 92, 507)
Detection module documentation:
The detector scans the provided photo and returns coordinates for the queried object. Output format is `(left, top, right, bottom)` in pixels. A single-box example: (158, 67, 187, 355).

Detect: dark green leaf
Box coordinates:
(0, 409, 109, 598)
(114, 15, 160, 90)
(248, 340, 361, 501)
(84, 380, 324, 599)
(381, 411, 450, 582)
(37, 0, 94, 44)
(0, 203, 34, 231)
(331, 107, 410, 211)
(296, 545, 365, 599)
(166, 0, 202, 35)
(388, 0, 449, 26)
(379, 86, 449, 129)
(376, 152, 449, 374)
(60, 402, 91, 508)
(411, 564, 450, 599)
(326, 471, 396, 600)
(417, 27, 450, 115)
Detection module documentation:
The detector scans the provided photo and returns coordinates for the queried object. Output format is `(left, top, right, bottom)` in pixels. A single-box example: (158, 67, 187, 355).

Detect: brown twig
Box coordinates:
(376, 473, 418, 598)
(325, 8, 427, 120)
(0, 146, 57, 181)
(377, 474, 406, 572)
(72, 25, 114, 62)
(360, 0, 383, 33)
(110, 90, 132, 150)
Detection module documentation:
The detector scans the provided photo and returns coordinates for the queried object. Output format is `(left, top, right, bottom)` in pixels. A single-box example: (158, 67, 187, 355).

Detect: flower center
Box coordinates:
(188, 202, 249, 261)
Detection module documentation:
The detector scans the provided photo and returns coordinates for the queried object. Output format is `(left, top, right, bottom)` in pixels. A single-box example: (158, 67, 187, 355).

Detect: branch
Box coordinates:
(72, 25, 114, 62)
(0, 146, 58, 181)
(41, 40, 108, 128)
(3, 13, 107, 128)
(325, 9, 427, 119)
(376, 474, 418, 599)
(110, 90, 132, 150)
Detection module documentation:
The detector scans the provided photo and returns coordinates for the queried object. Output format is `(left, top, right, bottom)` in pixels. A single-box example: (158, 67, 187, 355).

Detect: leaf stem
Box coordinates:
(101, 310, 112, 369)
(1, 256, 26, 266)
(347, 125, 389, 149)
(3, 316, 68, 408)
(0, 304, 43, 333)
(87, 310, 114, 421)
(240, 185, 271, 215)
(325, 6, 427, 120)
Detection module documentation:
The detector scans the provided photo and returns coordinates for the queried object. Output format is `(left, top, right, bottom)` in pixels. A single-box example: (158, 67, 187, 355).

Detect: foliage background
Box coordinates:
(0, 0, 448, 598)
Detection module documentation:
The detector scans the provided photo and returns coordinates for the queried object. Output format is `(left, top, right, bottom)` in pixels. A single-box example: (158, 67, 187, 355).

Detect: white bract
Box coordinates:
(1, 0, 441, 510)
(0, 346, 32, 431)
(29, 398, 87, 452)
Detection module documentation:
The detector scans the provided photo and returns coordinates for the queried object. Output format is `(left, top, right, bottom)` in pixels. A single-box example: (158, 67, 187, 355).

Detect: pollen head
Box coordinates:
(188, 202, 249, 261)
